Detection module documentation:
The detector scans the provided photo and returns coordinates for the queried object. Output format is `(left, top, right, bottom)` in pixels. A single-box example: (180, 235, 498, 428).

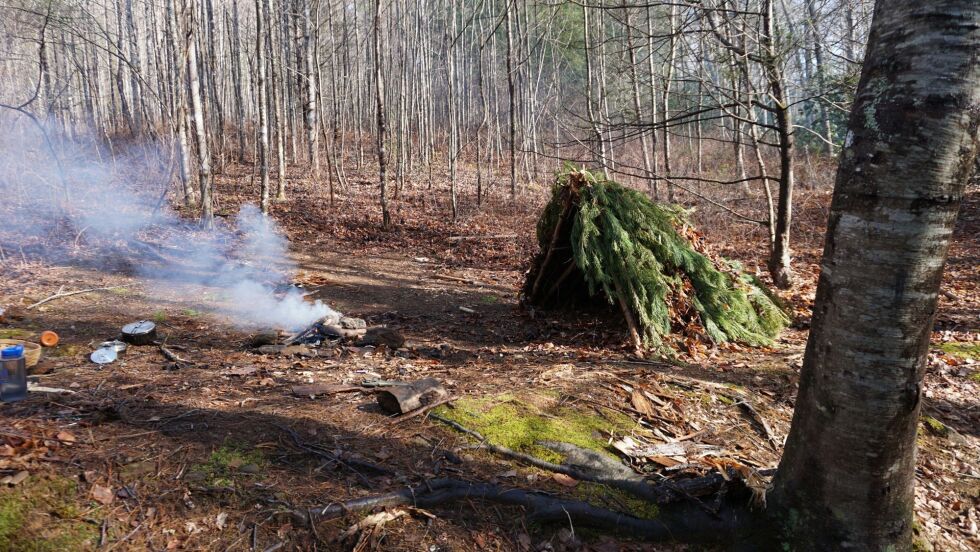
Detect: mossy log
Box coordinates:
(522, 167, 788, 352)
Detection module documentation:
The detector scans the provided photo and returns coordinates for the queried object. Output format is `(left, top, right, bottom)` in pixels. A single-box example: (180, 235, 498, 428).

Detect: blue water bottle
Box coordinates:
(0, 344, 27, 402)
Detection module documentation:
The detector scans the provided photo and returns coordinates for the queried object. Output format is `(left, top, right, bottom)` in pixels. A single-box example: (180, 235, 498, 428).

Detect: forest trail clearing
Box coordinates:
(0, 184, 977, 551)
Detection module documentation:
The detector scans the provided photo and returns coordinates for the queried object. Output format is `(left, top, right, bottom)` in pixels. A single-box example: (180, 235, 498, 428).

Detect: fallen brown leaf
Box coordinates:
(90, 484, 115, 505)
(552, 473, 578, 487)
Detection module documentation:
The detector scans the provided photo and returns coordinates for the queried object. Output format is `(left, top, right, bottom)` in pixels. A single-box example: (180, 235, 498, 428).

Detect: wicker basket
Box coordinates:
(0, 338, 41, 367)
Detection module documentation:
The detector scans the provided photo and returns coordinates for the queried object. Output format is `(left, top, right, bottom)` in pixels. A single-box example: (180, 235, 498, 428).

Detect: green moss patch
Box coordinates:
(939, 342, 980, 361)
(921, 416, 949, 438)
(0, 328, 33, 340)
(187, 444, 266, 488)
(434, 393, 639, 464)
(45, 344, 83, 358)
(575, 482, 660, 519)
(0, 475, 99, 551)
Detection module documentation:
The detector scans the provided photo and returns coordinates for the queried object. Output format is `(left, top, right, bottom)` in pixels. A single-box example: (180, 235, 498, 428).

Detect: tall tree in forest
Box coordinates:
(582, 4, 608, 178)
(373, 0, 391, 228)
(166, 0, 196, 209)
(255, 0, 271, 214)
(505, 0, 517, 198)
(186, 2, 213, 228)
(760, 0, 797, 289)
(766, 0, 979, 549)
(302, 0, 318, 178)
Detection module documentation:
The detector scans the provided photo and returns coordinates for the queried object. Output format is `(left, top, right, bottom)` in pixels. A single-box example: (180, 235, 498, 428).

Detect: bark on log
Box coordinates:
(376, 378, 448, 414)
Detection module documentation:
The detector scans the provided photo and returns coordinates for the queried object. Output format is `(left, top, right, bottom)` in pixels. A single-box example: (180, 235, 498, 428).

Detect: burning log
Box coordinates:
(282, 315, 369, 346)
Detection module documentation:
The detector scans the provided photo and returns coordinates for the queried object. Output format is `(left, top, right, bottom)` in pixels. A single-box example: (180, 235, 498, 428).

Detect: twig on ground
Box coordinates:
(447, 234, 517, 242)
(734, 400, 780, 450)
(26, 286, 130, 310)
(431, 273, 490, 287)
(106, 522, 143, 551)
(276, 423, 392, 485)
(391, 395, 458, 425)
(158, 343, 192, 369)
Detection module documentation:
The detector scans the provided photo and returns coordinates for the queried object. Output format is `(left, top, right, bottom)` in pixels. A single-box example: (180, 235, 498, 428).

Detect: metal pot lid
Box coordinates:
(122, 320, 156, 336)
(99, 340, 128, 353)
(90, 347, 118, 364)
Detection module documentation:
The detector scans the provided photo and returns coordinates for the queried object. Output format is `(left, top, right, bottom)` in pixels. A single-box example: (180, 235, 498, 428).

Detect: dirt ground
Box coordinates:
(1, 169, 977, 551)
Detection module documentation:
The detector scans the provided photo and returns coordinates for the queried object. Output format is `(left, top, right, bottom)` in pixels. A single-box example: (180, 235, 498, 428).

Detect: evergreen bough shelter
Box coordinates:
(522, 167, 788, 353)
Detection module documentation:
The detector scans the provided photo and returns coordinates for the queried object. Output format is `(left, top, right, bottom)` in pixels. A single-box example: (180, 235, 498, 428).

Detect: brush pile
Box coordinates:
(521, 167, 788, 353)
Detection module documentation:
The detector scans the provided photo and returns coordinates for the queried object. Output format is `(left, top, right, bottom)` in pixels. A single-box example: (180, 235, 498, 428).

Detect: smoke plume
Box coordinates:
(0, 118, 338, 330)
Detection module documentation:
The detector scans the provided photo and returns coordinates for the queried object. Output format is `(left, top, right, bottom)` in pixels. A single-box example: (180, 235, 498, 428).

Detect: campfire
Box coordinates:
(284, 314, 367, 346)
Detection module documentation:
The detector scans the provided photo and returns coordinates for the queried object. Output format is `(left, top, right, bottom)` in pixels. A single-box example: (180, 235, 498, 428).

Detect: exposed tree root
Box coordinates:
(428, 413, 759, 506)
(290, 401, 772, 544)
(296, 477, 755, 543)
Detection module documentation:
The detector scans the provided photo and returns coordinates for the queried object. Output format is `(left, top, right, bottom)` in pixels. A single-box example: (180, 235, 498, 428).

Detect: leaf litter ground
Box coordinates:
(0, 167, 977, 551)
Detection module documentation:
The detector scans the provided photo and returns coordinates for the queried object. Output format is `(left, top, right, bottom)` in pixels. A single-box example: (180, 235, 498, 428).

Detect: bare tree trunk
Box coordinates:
(267, 0, 286, 202)
(845, 6, 857, 63)
(768, 2, 979, 549)
(303, 0, 319, 178)
(373, 0, 390, 228)
(113, 0, 134, 133)
(445, 0, 459, 221)
(645, 7, 660, 198)
(353, 2, 365, 169)
(806, 0, 834, 156)
(167, 0, 196, 209)
(186, 3, 213, 228)
(662, 5, 678, 202)
(582, 5, 608, 178)
(255, 0, 271, 214)
(762, 0, 796, 288)
(124, 0, 144, 132)
(505, 1, 517, 198)
(230, 0, 247, 162)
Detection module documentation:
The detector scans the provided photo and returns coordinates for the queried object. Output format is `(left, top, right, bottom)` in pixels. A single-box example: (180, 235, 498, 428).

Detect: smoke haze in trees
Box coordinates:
(0, 119, 337, 330)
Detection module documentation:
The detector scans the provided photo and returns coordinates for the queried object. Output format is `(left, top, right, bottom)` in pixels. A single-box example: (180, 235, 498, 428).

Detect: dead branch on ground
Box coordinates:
(26, 286, 130, 309)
